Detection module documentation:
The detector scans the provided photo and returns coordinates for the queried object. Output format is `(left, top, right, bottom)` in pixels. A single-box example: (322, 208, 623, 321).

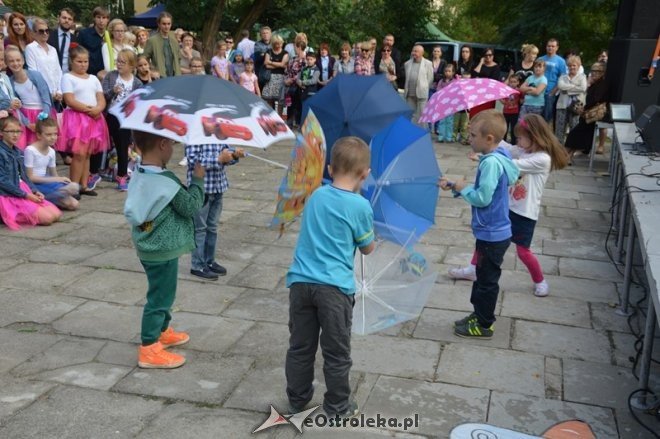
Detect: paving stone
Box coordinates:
(541, 189, 580, 200)
(364, 376, 489, 437)
(0, 329, 60, 373)
(499, 270, 618, 303)
(558, 257, 622, 281)
(553, 228, 610, 244)
(413, 308, 511, 349)
(137, 404, 274, 439)
(501, 291, 591, 328)
(421, 230, 474, 247)
(0, 221, 78, 240)
(544, 357, 562, 399)
(82, 247, 142, 272)
(444, 245, 516, 270)
(542, 239, 610, 261)
(351, 335, 440, 380)
(217, 241, 267, 263)
(227, 263, 287, 290)
(0, 258, 19, 272)
(13, 337, 105, 377)
(161, 312, 253, 353)
(36, 362, 132, 391)
(69, 211, 129, 229)
(26, 243, 105, 264)
(251, 245, 295, 268)
(436, 344, 544, 396)
(223, 364, 289, 411)
(563, 359, 660, 409)
(0, 378, 55, 421)
(222, 288, 290, 324)
(425, 283, 476, 312)
(534, 215, 576, 230)
(577, 199, 613, 212)
(59, 225, 133, 248)
(513, 321, 611, 363)
(554, 182, 605, 195)
(434, 203, 466, 219)
(0, 385, 163, 438)
(615, 410, 660, 439)
(0, 262, 93, 293)
(52, 301, 142, 343)
(541, 197, 578, 208)
(487, 391, 617, 437)
(610, 331, 660, 368)
(0, 289, 84, 327)
(62, 268, 146, 305)
(96, 341, 137, 367)
(173, 282, 245, 315)
(227, 321, 289, 364)
(114, 351, 254, 404)
(590, 302, 632, 334)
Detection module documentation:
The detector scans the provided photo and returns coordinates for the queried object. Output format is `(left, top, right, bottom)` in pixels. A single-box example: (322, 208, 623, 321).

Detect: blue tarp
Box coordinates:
(126, 3, 166, 28)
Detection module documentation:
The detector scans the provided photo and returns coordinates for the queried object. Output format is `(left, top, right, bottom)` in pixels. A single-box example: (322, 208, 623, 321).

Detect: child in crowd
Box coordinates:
(439, 110, 519, 338)
(24, 117, 79, 211)
(297, 51, 320, 102)
(124, 130, 205, 369)
(239, 59, 260, 96)
(102, 49, 142, 191)
(136, 55, 159, 85)
(190, 57, 206, 76)
(58, 46, 109, 197)
(501, 74, 522, 144)
(185, 143, 245, 280)
(230, 50, 245, 83)
(518, 59, 547, 120)
(211, 42, 230, 80)
(286, 136, 375, 418)
(0, 116, 61, 230)
(450, 114, 569, 297)
(436, 64, 456, 142)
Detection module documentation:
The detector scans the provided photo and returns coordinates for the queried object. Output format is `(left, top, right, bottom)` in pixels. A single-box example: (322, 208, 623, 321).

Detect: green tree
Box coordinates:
(5, 0, 49, 17)
(46, 1, 135, 25)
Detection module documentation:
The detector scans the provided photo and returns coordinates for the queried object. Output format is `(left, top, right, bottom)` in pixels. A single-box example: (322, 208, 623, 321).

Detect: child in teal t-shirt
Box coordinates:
(285, 136, 374, 419)
(519, 59, 548, 121)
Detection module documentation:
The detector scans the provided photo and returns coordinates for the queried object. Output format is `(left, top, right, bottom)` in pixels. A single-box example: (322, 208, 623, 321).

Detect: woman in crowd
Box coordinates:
(333, 42, 355, 76)
(4, 13, 32, 53)
(377, 45, 397, 89)
(555, 55, 587, 144)
(354, 41, 374, 76)
(102, 19, 135, 72)
(261, 34, 289, 114)
(429, 46, 447, 134)
(179, 32, 201, 75)
(316, 42, 335, 89)
(456, 45, 475, 78)
(510, 43, 538, 82)
(284, 38, 307, 127)
(135, 29, 149, 55)
(470, 47, 501, 117)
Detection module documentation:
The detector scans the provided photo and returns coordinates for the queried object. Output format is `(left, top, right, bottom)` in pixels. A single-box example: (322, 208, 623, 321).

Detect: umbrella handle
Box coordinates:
(244, 152, 288, 169)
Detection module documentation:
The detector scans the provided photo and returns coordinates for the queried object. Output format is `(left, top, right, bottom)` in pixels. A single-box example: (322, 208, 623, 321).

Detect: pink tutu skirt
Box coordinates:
(0, 180, 59, 230)
(16, 108, 65, 151)
(57, 108, 110, 155)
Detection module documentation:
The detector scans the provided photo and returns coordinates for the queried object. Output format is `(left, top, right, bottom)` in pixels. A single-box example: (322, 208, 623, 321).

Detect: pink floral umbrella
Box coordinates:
(419, 78, 519, 123)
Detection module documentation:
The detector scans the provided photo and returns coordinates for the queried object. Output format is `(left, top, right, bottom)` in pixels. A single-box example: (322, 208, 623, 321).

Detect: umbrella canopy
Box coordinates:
(302, 75, 412, 176)
(362, 116, 441, 247)
(109, 75, 294, 148)
(271, 109, 326, 234)
(353, 239, 438, 335)
(419, 78, 519, 123)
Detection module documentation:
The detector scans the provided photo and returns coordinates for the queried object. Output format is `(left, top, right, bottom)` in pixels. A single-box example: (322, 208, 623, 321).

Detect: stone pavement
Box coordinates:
(0, 139, 659, 438)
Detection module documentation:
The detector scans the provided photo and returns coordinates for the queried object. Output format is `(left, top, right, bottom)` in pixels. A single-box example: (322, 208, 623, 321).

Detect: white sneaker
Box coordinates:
(178, 157, 188, 166)
(448, 265, 477, 281)
(534, 280, 549, 297)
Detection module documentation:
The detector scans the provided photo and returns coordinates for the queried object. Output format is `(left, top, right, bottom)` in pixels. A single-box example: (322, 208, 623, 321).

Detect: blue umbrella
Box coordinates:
(302, 75, 412, 178)
(361, 116, 441, 246)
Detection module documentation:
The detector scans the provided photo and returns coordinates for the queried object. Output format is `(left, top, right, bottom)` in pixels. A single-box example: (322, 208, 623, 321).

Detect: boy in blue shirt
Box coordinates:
(440, 110, 519, 338)
(286, 136, 375, 418)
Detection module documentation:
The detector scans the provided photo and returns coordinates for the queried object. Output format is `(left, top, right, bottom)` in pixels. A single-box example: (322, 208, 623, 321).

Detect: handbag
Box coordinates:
(583, 102, 606, 124)
(258, 65, 271, 84)
(568, 96, 584, 116)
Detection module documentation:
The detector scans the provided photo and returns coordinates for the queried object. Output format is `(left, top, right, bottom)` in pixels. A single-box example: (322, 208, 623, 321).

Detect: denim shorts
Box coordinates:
(510, 210, 536, 248)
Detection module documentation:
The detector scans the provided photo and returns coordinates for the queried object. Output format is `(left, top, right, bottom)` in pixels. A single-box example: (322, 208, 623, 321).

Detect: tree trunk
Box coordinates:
(201, 0, 227, 62)
(233, 0, 272, 43)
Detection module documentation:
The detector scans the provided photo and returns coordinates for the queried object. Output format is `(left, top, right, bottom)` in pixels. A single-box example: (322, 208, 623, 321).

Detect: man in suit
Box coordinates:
(48, 8, 77, 73)
(374, 34, 404, 89)
(143, 12, 181, 77)
(404, 45, 434, 125)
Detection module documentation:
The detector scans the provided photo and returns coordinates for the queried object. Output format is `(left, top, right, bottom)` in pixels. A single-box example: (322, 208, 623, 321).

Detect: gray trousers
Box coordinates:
(285, 282, 354, 415)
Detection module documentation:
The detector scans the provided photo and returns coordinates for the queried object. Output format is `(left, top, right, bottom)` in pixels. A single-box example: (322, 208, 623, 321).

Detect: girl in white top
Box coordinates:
(102, 19, 136, 73)
(58, 46, 109, 196)
(450, 114, 569, 297)
(24, 117, 79, 210)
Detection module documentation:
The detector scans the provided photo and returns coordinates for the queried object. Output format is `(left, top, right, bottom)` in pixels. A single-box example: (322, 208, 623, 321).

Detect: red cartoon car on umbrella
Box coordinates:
(257, 111, 288, 136)
(144, 105, 188, 136)
(201, 113, 253, 141)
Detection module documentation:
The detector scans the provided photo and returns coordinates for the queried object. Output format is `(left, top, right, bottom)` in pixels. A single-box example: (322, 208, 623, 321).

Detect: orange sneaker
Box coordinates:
(158, 327, 190, 348)
(138, 342, 186, 369)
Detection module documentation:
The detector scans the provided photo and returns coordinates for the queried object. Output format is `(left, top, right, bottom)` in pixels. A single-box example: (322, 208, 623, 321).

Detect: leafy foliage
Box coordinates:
(5, 0, 50, 18)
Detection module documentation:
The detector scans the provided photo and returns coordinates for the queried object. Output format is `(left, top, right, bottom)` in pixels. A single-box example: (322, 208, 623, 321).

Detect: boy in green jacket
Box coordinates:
(124, 130, 205, 369)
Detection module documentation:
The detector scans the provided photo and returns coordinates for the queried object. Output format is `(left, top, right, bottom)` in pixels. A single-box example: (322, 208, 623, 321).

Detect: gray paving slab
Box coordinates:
(26, 243, 106, 264)
(499, 270, 618, 303)
(512, 321, 611, 363)
(487, 391, 618, 437)
(0, 262, 94, 293)
(425, 283, 475, 312)
(222, 287, 290, 324)
(542, 239, 610, 261)
(59, 224, 133, 248)
(591, 302, 633, 334)
(614, 410, 660, 439)
(0, 221, 78, 241)
(0, 385, 164, 438)
(96, 341, 137, 367)
(172, 282, 245, 315)
(541, 196, 578, 208)
(413, 308, 511, 349)
(69, 211, 129, 229)
(161, 311, 253, 353)
(82, 247, 142, 272)
(113, 351, 254, 404)
(12, 337, 105, 377)
(501, 291, 591, 328)
(351, 335, 440, 380)
(558, 257, 623, 281)
(364, 375, 489, 437)
(0, 258, 19, 272)
(0, 289, 84, 327)
(35, 362, 133, 391)
(62, 268, 146, 305)
(52, 300, 142, 343)
(227, 321, 289, 364)
(436, 344, 545, 397)
(0, 329, 60, 373)
(227, 263, 287, 290)
(0, 378, 55, 422)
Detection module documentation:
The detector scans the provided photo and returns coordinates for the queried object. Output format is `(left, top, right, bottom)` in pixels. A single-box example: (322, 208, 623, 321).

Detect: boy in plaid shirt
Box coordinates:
(185, 143, 245, 280)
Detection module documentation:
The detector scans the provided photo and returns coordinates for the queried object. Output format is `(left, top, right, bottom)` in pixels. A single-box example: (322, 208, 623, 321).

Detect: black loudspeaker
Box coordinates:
(607, 38, 660, 117)
(615, 0, 660, 39)
(636, 105, 660, 152)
